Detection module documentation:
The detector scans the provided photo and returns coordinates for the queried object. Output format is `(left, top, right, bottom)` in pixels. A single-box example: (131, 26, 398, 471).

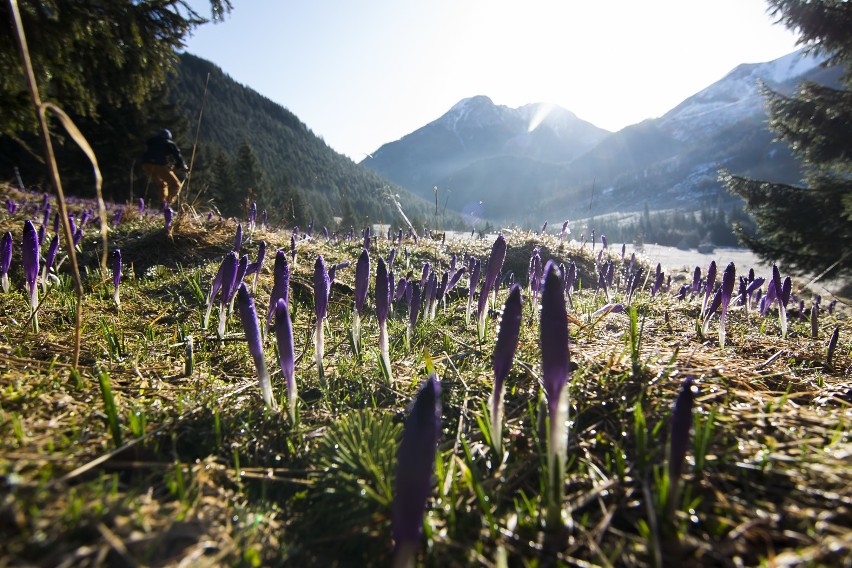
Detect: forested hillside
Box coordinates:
(0, 51, 446, 232)
(171, 53, 444, 228)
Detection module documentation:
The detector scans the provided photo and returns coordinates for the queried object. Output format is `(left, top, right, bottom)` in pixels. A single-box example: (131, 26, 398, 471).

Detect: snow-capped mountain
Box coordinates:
(660, 50, 826, 140)
(361, 49, 840, 223)
(361, 96, 609, 197)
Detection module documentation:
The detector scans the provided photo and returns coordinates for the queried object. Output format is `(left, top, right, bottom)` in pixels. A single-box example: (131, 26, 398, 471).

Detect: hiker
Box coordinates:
(141, 129, 186, 205)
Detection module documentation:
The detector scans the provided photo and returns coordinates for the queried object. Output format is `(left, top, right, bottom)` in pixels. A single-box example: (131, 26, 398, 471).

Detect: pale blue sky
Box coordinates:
(183, 1, 800, 161)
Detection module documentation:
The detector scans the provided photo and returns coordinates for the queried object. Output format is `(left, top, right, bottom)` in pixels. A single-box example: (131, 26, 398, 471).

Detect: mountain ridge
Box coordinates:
(360, 49, 839, 225)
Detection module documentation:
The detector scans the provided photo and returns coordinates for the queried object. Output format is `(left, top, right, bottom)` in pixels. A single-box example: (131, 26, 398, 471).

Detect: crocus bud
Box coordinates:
(377, 256, 392, 381)
(237, 284, 275, 410)
(490, 285, 522, 455)
(217, 252, 239, 339)
(164, 205, 173, 232)
(668, 376, 694, 512)
(826, 326, 839, 368)
(811, 303, 819, 339)
(22, 220, 40, 332)
(484, 234, 507, 298)
(267, 250, 290, 331)
(540, 261, 570, 522)
(718, 262, 736, 347)
(392, 372, 441, 568)
(111, 249, 122, 308)
(275, 298, 297, 421)
(354, 249, 370, 317)
(234, 223, 243, 252)
(314, 256, 330, 385)
(0, 231, 11, 293)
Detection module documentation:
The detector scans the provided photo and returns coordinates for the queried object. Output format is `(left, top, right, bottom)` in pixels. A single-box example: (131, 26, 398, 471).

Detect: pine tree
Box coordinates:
(234, 140, 270, 217)
(723, 0, 852, 281)
(1, 1, 230, 137)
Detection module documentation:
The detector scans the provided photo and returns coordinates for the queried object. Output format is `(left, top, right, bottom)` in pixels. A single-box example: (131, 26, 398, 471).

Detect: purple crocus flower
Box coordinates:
(37, 223, 45, 247)
(0, 231, 12, 293)
(601, 234, 608, 249)
(744, 277, 765, 314)
(540, 220, 548, 234)
(779, 275, 792, 338)
(237, 283, 276, 410)
(392, 372, 441, 568)
(204, 261, 225, 330)
(564, 261, 576, 304)
(405, 281, 422, 350)
(314, 255, 330, 386)
(691, 266, 701, 298)
(352, 249, 370, 356)
(490, 284, 522, 455)
(701, 260, 717, 319)
(290, 234, 297, 265)
(363, 226, 371, 251)
(110, 249, 122, 308)
(444, 266, 466, 298)
(718, 262, 736, 347)
(266, 250, 290, 333)
(234, 223, 243, 253)
(540, 260, 570, 521)
(217, 252, 239, 339)
(248, 203, 257, 231)
(592, 303, 625, 318)
(376, 256, 392, 382)
(826, 326, 839, 368)
(41, 233, 59, 292)
(229, 255, 250, 308)
(275, 298, 297, 422)
(423, 271, 437, 321)
(138, 198, 145, 215)
(22, 221, 40, 332)
(262, 210, 268, 229)
(395, 276, 408, 303)
(244, 240, 266, 294)
(484, 234, 507, 304)
(702, 288, 723, 335)
(328, 261, 350, 287)
(164, 205, 173, 233)
(529, 248, 543, 309)
(466, 258, 481, 324)
(419, 262, 431, 290)
(651, 263, 663, 297)
(559, 220, 570, 242)
(668, 376, 694, 513)
(811, 303, 819, 339)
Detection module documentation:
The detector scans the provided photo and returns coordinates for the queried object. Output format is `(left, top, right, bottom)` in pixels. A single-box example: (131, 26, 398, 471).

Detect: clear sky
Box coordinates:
(182, 1, 801, 161)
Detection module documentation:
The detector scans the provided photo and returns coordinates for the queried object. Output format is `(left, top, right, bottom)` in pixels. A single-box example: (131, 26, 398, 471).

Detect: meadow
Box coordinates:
(0, 185, 849, 567)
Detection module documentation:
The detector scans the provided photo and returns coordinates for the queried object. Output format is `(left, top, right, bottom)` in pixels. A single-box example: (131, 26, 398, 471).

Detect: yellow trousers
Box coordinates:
(142, 163, 183, 205)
